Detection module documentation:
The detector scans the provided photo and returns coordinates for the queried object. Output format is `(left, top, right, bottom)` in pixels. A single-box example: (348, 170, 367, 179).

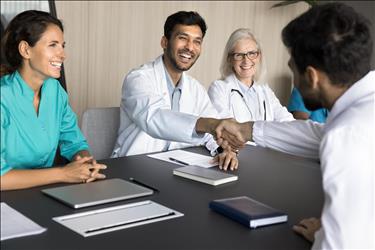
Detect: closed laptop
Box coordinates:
(42, 178, 153, 208)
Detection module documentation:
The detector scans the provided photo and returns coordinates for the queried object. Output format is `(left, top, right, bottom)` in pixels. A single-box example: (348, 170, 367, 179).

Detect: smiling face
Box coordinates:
(162, 24, 203, 73)
(230, 38, 260, 85)
(21, 24, 66, 81)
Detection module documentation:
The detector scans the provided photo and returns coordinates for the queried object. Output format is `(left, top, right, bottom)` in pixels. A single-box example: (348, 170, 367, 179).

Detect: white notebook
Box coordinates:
(173, 165, 238, 186)
(1, 202, 46, 241)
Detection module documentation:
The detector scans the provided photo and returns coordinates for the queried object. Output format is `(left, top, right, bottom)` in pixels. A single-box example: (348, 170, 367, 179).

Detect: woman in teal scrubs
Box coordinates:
(0, 10, 106, 190)
(288, 87, 328, 123)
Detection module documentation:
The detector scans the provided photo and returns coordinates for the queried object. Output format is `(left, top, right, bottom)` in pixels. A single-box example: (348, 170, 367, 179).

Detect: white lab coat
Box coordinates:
(254, 71, 375, 249)
(208, 74, 294, 122)
(112, 55, 219, 157)
(253, 119, 323, 159)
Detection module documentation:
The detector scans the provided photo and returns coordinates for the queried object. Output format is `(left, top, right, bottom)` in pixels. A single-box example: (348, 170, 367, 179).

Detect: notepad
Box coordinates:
(173, 165, 238, 186)
(1, 202, 46, 241)
(209, 196, 287, 228)
(53, 200, 183, 237)
(148, 150, 217, 168)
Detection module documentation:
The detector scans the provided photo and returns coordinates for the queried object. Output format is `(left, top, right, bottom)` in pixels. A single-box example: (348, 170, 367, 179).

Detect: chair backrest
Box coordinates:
(81, 107, 120, 160)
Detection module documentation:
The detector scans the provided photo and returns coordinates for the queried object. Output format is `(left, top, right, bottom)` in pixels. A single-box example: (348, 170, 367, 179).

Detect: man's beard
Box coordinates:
(166, 46, 198, 72)
(303, 96, 323, 111)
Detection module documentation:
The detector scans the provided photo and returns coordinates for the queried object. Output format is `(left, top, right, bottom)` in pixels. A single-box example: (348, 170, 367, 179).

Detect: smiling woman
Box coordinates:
(0, 0, 67, 91)
(208, 28, 294, 123)
(0, 10, 107, 191)
(18, 24, 66, 91)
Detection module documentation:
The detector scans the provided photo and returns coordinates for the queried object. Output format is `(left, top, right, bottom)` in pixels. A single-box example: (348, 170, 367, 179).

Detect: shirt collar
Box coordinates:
(163, 62, 184, 94)
(14, 70, 35, 101)
(14, 70, 51, 102)
(233, 74, 255, 95)
(326, 70, 375, 124)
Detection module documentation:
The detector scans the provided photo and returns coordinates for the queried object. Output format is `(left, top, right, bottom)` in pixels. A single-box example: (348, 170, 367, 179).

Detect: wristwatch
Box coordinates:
(214, 146, 224, 156)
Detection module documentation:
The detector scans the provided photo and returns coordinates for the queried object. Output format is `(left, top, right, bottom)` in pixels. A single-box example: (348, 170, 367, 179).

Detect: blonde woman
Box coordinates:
(208, 28, 293, 123)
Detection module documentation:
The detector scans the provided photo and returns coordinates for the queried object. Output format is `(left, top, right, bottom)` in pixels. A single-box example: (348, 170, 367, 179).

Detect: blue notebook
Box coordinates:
(209, 196, 287, 228)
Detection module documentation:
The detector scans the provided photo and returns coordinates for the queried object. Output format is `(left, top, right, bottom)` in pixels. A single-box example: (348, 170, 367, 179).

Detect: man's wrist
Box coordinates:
(242, 121, 254, 141)
(195, 117, 218, 134)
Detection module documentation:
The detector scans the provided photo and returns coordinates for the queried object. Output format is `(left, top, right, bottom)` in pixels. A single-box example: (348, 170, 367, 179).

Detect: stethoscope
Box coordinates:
(230, 89, 267, 120)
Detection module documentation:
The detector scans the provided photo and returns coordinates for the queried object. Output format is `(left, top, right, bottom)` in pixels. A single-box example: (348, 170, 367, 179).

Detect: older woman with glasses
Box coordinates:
(208, 28, 293, 123)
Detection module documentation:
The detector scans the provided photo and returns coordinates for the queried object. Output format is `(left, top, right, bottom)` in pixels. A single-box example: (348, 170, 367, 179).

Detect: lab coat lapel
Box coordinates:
(178, 72, 190, 113)
(253, 84, 268, 121)
(228, 74, 242, 112)
(229, 74, 252, 122)
(154, 56, 172, 109)
(228, 74, 241, 92)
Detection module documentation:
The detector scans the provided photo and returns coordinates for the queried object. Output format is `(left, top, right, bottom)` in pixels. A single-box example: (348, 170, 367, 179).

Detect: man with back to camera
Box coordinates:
(196, 2, 374, 249)
(112, 11, 238, 171)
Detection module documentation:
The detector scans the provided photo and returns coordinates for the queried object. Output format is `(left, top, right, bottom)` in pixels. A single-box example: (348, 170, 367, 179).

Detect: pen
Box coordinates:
(263, 100, 267, 120)
(129, 177, 159, 192)
(169, 157, 190, 166)
(85, 212, 175, 234)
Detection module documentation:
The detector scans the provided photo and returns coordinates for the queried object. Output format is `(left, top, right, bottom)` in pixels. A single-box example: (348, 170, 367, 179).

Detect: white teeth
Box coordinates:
(241, 66, 252, 70)
(51, 62, 62, 67)
(180, 53, 192, 59)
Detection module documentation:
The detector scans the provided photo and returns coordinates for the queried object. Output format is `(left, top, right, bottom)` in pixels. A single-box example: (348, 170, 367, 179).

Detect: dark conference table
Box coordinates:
(1, 145, 323, 250)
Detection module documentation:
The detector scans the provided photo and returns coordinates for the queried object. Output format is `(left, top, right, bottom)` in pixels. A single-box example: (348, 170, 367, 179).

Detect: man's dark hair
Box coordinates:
(282, 3, 372, 86)
(164, 11, 207, 40)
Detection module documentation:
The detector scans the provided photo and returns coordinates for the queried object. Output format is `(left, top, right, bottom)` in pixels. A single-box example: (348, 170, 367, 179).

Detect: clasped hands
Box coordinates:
(75, 155, 107, 183)
(196, 118, 253, 153)
(214, 119, 253, 152)
(62, 152, 107, 184)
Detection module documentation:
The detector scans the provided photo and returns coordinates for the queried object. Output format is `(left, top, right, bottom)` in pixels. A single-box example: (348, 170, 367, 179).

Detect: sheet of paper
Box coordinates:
(246, 141, 257, 146)
(1, 202, 46, 241)
(148, 149, 218, 168)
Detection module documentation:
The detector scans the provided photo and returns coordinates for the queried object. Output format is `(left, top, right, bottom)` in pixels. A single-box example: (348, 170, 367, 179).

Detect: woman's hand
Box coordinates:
(74, 153, 107, 183)
(61, 156, 107, 183)
(213, 150, 239, 171)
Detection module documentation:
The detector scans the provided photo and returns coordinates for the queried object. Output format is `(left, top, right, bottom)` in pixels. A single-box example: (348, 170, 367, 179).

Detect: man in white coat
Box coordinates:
(197, 2, 374, 249)
(112, 11, 238, 170)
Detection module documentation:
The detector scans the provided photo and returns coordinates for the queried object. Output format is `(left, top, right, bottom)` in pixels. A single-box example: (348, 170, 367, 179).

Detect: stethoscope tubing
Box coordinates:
(230, 89, 266, 120)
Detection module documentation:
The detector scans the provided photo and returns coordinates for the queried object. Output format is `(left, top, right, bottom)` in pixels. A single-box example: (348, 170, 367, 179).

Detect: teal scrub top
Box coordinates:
(1, 71, 89, 176)
(287, 87, 328, 123)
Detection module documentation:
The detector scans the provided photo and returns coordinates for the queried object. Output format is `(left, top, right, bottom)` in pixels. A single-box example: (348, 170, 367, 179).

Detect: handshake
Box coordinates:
(196, 118, 254, 152)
